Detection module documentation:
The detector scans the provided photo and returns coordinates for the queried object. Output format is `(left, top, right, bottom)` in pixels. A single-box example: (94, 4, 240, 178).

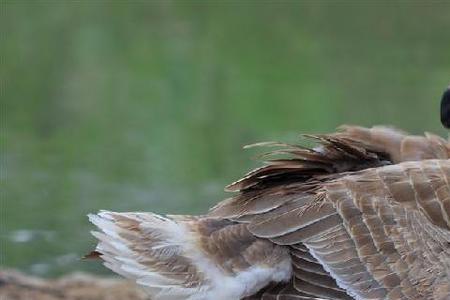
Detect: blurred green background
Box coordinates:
(3, 1, 450, 277)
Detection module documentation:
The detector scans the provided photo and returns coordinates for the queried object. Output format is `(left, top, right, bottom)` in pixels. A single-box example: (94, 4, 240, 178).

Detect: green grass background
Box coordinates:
(3, 1, 450, 276)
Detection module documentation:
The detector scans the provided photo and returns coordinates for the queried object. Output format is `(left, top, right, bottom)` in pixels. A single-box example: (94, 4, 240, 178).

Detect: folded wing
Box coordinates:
(90, 126, 450, 300)
(211, 126, 450, 300)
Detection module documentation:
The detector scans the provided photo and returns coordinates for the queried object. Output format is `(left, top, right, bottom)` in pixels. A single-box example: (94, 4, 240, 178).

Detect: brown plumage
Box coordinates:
(89, 125, 450, 300)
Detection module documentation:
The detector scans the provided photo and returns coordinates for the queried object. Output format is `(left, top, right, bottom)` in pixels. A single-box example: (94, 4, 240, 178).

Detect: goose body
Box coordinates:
(89, 124, 450, 300)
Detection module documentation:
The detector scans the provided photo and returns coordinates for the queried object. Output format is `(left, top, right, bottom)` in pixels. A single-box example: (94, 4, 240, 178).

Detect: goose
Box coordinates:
(88, 88, 450, 300)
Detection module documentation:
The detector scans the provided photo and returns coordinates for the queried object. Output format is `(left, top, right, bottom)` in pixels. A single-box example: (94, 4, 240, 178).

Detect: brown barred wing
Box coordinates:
(312, 159, 450, 299)
(219, 159, 450, 300)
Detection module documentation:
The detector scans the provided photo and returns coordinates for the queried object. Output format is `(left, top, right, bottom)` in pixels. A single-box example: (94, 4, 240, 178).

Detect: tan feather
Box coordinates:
(89, 126, 450, 300)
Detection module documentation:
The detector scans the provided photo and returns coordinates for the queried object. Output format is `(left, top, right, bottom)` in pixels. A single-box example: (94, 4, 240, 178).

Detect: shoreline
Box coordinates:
(0, 269, 148, 300)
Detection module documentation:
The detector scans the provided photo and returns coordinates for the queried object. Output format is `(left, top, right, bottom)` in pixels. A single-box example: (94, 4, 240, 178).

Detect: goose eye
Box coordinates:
(441, 86, 450, 128)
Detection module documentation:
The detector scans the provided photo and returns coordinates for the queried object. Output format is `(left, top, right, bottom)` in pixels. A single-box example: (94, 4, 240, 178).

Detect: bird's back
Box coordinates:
(213, 126, 450, 300)
(89, 126, 450, 300)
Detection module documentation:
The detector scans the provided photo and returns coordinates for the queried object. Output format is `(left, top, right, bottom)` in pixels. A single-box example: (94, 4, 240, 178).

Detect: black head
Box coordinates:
(441, 86, 450, 128)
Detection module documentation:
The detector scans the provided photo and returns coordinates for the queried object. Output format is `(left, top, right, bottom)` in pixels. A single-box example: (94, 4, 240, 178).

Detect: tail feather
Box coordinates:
(88, 211, 205, 299)
(89, 211, 292, 300)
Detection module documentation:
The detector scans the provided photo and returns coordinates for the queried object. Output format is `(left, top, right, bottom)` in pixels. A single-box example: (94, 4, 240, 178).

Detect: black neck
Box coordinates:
(441, 86, 450, 128)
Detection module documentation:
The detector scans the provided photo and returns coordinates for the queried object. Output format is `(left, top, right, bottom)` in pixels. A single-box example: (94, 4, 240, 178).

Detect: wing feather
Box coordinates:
(211, 126, 450, 299)
(90, 126, 450, 300)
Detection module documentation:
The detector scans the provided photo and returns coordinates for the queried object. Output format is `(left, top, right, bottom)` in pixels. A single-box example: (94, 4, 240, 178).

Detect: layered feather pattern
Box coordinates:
(90, 126, 450, 300)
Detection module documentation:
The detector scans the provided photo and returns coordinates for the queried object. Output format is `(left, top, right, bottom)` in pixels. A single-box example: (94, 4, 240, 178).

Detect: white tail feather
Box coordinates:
(89, 211, 291, 300)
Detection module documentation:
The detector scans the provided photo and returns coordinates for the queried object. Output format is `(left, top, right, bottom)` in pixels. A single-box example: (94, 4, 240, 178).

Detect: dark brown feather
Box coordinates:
(212, 126, 450, 300)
